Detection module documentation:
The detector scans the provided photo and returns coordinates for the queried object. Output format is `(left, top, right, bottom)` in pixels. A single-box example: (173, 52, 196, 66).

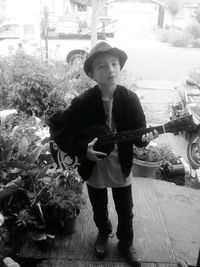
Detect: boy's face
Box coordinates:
(90, 53, 121, 86)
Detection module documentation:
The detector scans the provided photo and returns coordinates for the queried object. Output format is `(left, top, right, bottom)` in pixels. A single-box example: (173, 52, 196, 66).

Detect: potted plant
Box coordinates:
(0, 112, 86, 255)
(34, 169, 86, 236)
(0, 113, 53, 254)
(132, 142, 177, 178)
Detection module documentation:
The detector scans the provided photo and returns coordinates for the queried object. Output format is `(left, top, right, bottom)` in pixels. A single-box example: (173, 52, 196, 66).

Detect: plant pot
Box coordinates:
(61, 217, 77, 235)
(132, 159, 161, 178)
(168, 164, 185, 177)
(41, 204, 78, 235)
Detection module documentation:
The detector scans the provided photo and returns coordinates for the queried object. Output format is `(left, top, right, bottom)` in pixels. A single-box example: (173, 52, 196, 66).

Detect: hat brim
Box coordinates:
(84, 47, 127, 77)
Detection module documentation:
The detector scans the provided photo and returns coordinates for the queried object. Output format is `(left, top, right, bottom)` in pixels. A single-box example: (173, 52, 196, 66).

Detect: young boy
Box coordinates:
(50, 41, 158, 266)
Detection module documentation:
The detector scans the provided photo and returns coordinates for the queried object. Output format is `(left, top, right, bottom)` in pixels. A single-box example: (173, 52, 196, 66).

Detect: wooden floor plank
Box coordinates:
(153, 179, 200, 266)
(131, 177, 175, 262)
(37, 259, 131, 267)
(36, 259, 178, 267)
(20, 178, 175, 263)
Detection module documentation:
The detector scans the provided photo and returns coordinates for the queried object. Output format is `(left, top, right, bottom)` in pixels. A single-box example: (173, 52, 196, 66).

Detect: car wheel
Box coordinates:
(187, 133, 200, 168)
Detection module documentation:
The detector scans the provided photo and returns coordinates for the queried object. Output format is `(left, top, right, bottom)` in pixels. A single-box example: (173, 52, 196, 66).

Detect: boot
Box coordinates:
(94, 232, 109, 259)
(117, 241, 141, 267)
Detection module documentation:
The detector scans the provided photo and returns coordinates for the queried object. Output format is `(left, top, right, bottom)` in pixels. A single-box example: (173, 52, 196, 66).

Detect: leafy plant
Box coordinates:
(0, 51, 94, 122)
(133, 143, 179, 163)
(36, 170, 86, 220)
(169, 29, 192, 47)
(165, 0, 182, 27)
(185, 23, 200, 40)
(0, 112, 86, 253)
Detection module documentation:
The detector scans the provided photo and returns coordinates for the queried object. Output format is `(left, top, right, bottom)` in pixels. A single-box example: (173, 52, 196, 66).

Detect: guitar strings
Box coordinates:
(97, 126, 164, 146)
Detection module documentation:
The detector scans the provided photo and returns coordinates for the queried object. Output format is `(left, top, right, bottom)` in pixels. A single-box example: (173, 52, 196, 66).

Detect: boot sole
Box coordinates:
(117, 242, 141, 267)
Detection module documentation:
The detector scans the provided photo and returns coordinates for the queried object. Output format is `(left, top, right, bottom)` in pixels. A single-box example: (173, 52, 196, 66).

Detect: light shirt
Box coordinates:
(86, 99, 132, 189)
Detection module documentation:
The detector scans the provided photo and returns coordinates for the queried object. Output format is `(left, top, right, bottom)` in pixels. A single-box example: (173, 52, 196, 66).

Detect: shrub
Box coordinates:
(156, 29, 171, 43)
(192, 38, 200, 48)
(0, 51, 93, 121)
(185, 23, 200, 40)
(169, 29, 192, 47)
(155, 28, 194, 47)
(0, 50, 137, 123)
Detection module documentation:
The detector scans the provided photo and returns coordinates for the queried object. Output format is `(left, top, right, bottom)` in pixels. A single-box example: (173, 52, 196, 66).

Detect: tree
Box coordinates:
(165, 0, 182, 28)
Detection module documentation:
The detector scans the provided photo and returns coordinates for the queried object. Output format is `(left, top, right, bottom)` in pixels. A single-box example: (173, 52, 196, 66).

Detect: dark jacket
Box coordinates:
(49, 84, 147, 180)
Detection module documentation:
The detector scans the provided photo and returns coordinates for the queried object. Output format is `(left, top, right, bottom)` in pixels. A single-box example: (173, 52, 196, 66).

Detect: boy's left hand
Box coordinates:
(142, 130, 159, 143)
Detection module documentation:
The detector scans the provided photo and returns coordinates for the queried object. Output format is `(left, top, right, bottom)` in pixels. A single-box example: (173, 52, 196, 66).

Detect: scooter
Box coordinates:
(170, 76, 200, 169)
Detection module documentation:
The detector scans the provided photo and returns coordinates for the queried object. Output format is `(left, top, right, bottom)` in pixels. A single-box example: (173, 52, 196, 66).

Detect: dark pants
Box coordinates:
(87, 184, 134, 246)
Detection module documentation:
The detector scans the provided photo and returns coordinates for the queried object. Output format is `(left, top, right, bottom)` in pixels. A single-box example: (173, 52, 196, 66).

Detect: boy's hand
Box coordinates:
(142, 130, 159, 142)
(86, 138, 107, 161)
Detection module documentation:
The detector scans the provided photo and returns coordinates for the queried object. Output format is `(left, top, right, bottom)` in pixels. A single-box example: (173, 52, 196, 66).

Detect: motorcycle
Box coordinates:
(170, 75, 200, 169)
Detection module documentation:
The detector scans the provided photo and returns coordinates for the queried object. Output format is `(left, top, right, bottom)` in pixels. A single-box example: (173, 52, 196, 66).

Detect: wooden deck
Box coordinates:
(20, 177, 200, 267)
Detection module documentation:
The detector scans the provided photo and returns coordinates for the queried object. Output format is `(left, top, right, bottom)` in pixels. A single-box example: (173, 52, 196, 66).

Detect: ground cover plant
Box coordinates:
(155, 23, 200, 48)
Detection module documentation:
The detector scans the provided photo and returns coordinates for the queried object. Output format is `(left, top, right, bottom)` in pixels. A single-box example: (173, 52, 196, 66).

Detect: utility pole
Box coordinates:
(43, 6, 49, 61)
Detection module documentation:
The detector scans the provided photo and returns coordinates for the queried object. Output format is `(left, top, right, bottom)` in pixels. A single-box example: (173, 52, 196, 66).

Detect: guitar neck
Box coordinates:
(97, 125, 166, 146)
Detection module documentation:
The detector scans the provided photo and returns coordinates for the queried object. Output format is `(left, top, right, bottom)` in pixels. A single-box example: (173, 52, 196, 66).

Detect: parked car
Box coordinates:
(55, 15, 80, 36)
(0, 19, 89, 64)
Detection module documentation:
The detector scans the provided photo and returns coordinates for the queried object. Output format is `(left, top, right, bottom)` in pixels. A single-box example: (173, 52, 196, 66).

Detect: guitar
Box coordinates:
(50, 115, 196, 171)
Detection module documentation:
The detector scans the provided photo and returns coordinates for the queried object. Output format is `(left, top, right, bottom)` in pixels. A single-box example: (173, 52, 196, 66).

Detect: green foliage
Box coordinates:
(169, 30, 192, 47)
(156, 28, 192, 47)
(0, 51, 93, 121)
(38, 170, 86, 219)
(185, 23, 200, 40)
(133, 143, 179, 163)
(0, 113, 52, 185)
(165, 0, 182, 17)
(156, 29, 171, 43)
(0, 112, 86, 250)
(196, 4, 200, 24)
(192, 38, 200, 48)
(156, 22, 200, 48)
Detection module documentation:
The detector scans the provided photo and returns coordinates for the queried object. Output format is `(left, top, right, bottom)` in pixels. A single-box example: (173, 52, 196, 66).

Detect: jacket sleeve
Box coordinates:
(130, 92, 149, 148)
(49, 96, 88, 156)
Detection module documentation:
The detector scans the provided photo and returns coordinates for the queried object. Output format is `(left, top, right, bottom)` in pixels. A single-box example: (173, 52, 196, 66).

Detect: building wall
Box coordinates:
(108, 2, 158, 34)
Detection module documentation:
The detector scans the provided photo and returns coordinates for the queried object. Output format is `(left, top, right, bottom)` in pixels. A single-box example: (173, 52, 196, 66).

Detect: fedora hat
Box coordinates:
(83, 41, 127, 77)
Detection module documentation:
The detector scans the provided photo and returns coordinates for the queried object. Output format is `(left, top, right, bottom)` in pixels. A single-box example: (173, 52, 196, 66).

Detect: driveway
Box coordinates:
(109, 33, 200, 82)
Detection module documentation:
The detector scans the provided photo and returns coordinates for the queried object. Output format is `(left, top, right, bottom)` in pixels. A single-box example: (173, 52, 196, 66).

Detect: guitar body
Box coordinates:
(50, 124, 114, 171)
(79, 124, 114, 155)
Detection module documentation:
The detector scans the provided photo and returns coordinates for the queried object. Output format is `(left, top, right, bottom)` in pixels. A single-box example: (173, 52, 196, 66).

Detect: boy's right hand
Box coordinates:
(86, 138, 107, 161)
